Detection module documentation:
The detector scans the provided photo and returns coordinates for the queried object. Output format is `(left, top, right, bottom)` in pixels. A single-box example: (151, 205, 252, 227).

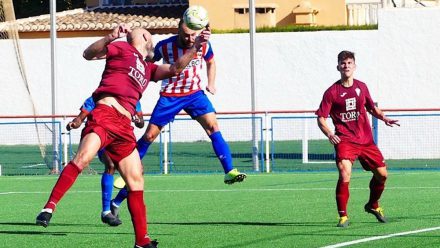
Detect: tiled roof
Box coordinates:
(0, 4, 187, 33)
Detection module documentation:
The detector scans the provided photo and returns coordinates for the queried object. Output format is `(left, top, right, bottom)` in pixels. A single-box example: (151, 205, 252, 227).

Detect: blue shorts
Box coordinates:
(149, 90, 216, 127)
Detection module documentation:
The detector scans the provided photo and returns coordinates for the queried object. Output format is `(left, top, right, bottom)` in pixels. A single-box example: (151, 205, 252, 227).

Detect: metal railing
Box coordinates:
(1, 108, 439, 175)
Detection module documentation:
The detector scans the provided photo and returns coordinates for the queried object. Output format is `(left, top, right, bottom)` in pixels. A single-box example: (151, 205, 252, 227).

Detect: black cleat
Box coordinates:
(101, 212, 122, 226)
(364, 204, 388, 223)
(110, 200, 120, 219)
(36, 211, 52, 228)
(134, 240, 158, 248)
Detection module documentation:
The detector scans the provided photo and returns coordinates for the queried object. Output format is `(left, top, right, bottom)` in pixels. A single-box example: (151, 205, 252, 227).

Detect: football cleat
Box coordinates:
(110, 200, 120, 219)
(134, 240, 158, 248)
(224, 168, 247, 184)
(36, 211, 52, 228)
(101, 212, 122, 226)
(364, 204, 388, 223)
(336, 216, 350, 228)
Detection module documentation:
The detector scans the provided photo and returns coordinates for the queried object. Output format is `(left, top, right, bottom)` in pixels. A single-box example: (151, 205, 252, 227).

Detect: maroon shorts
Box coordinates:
(335, 142, 386, 171)
(81, 104, 136, 163)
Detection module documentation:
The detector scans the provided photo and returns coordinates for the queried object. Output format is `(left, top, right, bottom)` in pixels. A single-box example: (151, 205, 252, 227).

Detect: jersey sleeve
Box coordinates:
(315, 89, 333, 117)
(153, 42, 163, 62)
(80, 96, 96, 113)
(203, 41, 214, 62)
(106, 42, 121, 59)
(362, 84, 376, 111)
(147, 62, 159, 82)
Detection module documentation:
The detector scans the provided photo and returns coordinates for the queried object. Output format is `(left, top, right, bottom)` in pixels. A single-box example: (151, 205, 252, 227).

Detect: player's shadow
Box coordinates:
(394, 213, 440, 220)
(0, 230, 67, 236)
(0, 221, 96, 227)
(0, 221, 133, 236)
(151, 221, 328, 227)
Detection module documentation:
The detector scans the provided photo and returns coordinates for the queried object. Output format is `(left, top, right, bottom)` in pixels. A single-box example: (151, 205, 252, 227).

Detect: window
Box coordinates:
(235, 7, 275, 14)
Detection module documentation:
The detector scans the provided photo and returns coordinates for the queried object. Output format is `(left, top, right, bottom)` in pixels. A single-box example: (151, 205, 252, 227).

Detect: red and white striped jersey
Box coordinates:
(153, 35, 214, 97)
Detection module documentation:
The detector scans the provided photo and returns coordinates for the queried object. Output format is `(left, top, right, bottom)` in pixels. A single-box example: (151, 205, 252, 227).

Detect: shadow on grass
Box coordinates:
(0, 230, 67, 236)
(0, 221, 97, 227)
(393, 214, 440, 220)
(151, 221, 329, 227)
(210, 224, 440, 248)
(0, 221, 134, 236)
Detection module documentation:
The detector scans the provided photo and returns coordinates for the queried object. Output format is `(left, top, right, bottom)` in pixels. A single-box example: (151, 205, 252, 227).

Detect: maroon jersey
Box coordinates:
(92, 41, 158, 116)
(315, 79, 376, 145)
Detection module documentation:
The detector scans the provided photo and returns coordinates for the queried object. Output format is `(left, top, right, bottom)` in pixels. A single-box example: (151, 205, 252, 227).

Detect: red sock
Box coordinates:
(368, 177, 386, 209)
(336, 180, 350, 217)
(128, 190, 150, 246)
(43, 162, 81, 211)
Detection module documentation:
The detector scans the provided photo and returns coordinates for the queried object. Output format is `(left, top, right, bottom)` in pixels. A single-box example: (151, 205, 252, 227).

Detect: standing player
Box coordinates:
(66, 96, 144, 226)
(136, 19, 246, 184)
(315, 50, 399, 227)
(35, 23, 211, 248)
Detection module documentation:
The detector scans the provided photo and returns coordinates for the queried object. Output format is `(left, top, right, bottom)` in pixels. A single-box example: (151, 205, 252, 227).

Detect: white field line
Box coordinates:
(1, 171, 438, 181)
(1, 186, 440, 195)
(21, 163, 46, 168)
(321, 226, 440, 248)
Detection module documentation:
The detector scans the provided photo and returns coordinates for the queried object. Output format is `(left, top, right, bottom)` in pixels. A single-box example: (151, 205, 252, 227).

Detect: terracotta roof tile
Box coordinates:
(0, 4, 187, 33)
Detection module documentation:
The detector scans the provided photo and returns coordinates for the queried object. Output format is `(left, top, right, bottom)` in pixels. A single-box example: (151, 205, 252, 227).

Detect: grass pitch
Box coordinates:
(1, 171, 440, 247)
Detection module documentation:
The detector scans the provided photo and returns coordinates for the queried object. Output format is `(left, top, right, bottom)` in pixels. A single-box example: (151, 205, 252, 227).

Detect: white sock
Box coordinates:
(42, 208, 53, 214)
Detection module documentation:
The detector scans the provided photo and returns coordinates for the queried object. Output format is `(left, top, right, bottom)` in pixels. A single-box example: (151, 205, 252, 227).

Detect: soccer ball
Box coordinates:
(183, 5, 209, 31)
(113, 176, 126, 189)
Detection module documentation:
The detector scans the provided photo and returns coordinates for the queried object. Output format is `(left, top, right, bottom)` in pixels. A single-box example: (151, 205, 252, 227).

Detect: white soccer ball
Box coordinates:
(183, 5, 209, 31)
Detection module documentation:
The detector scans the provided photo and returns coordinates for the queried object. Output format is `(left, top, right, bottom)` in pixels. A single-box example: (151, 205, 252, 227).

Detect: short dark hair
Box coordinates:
(337, 50, 355, 63)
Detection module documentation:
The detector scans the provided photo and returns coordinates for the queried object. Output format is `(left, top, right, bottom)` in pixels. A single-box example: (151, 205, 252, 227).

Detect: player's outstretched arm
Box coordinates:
(153, 27, 211, 81)
(66, 110, 88, 131)
(369, 107, 400, 127)
(83, 23, 131, 60)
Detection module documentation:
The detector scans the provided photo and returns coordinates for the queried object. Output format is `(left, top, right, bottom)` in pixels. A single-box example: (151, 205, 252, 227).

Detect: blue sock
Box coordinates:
(209, 131, 234, 173)
(101, 173, 114, 212)
(113, 187, 128, 206)
(137, 138, 152, 159)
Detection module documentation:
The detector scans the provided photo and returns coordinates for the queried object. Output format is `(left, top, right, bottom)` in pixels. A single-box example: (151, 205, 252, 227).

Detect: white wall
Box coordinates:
(1, 8, 439, 117)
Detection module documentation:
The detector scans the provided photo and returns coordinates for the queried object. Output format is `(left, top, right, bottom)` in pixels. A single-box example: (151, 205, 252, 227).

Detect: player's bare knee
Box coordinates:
(72, 152, 92, 170)
(374, 167, 388, 182)
(205, 124, 219, 136)
(143, 132, 157, 143)
(125, 176, 144, 191)
(339, 174, 351, 182)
